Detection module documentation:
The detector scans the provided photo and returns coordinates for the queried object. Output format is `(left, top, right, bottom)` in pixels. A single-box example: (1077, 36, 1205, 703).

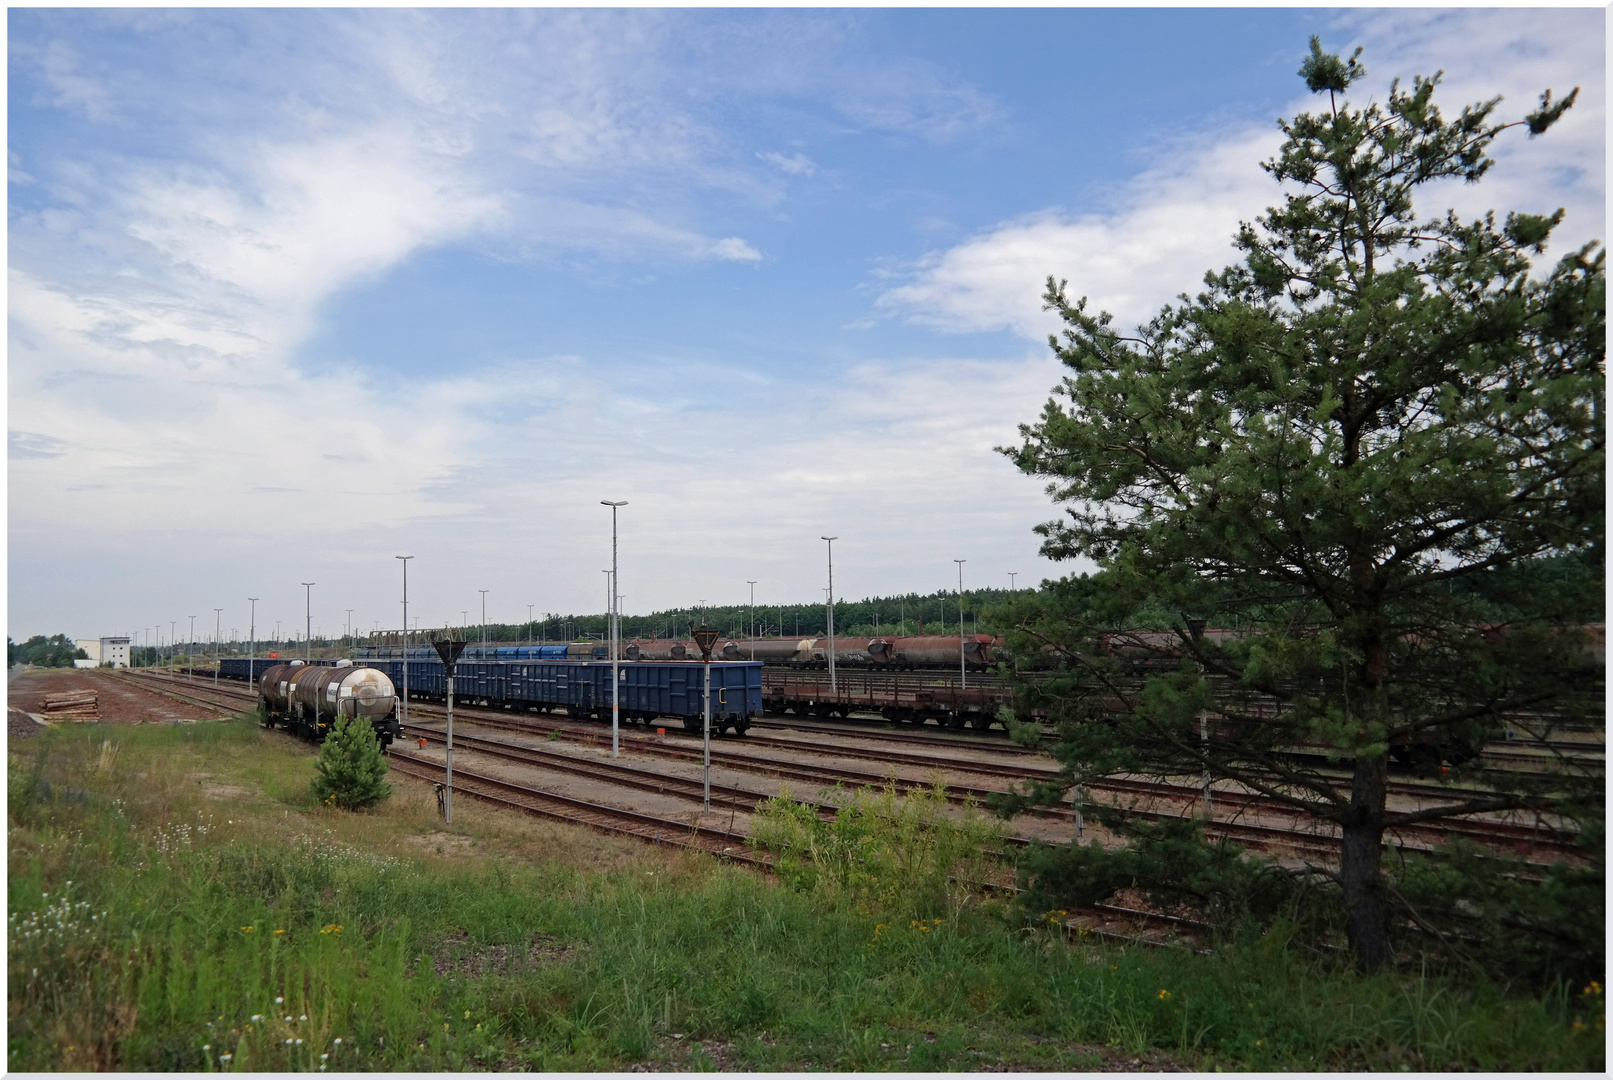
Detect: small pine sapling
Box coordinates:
(311, 714, 393, 810)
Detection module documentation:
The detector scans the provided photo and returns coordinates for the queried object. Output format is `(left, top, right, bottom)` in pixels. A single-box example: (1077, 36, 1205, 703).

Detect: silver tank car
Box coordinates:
(258, 661, 400, 744)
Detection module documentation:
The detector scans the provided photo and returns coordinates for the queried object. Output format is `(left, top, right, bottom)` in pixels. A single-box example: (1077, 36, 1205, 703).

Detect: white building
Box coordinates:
(86, 636, 130, 668)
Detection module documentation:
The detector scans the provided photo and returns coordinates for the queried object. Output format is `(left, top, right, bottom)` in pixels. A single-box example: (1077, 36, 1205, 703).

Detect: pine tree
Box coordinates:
(311, 714, 393, 810)
(999, 39, 1602, 972)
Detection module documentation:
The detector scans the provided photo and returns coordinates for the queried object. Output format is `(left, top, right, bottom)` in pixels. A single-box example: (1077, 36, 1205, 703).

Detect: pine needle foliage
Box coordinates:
(310, 715, 392, 810)
(996, 37, 1603, 976)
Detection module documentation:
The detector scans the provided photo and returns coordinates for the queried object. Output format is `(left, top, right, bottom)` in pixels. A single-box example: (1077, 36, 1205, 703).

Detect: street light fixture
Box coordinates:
(213, 608, 224, 688)
(187, 615, 196, 680)
(821, 537, 838, 695)
(248, 598, 258, 686)
(601, 499, 627, 758)
(478, 589, 489, 650)
(1008, 572, 1017, 592)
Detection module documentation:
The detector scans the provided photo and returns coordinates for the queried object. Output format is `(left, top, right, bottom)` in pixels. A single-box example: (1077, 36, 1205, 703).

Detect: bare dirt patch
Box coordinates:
(403, 830, 476, 856)
(8, 669, 225, 725)
(429, 930, 575, 977)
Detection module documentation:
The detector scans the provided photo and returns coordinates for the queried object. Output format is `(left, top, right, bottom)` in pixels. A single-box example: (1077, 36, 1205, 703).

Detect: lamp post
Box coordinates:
(601, 500, 627, 759)
(169, 621, 177, 674)
(346, 609, 353, 646)
(248, 598, 258, 686)
(527, 604, 534, 645)
(954, 560, 967, 689)
(478, 589, 489, 651)
(300, 583, 315, 666)
(1008, 572, 1017, 592)
(747, 581, 757, 660)
(821, 537, 838, 694)
(395, 556, 413, 727)
(187, 616, 196, 680)
(213, 608, 223, 688)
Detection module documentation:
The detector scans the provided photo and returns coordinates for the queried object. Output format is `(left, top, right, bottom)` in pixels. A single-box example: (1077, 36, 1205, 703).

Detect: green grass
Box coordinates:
(8, 717, 1605, 1071)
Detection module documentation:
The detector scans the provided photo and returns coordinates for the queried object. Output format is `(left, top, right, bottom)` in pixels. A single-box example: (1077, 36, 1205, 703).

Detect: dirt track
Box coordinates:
(7, 668, 228, 727)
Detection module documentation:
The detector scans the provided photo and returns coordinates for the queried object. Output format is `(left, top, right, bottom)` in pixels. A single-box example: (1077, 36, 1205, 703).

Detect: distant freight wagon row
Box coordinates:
(355, 635, 999, 669)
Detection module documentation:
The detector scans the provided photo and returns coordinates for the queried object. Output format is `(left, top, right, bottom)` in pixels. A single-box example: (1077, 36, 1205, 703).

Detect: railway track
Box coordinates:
(384, 750, 766, 866)
(121, 671, 1590, 862)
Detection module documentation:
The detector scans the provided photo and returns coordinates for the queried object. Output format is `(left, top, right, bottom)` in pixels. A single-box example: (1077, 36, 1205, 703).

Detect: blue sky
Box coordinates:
(7, 7, 1605, 645)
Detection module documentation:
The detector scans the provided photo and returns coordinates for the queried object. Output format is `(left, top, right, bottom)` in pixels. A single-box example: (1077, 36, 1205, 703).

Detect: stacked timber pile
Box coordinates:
(42, 690, 99, 723)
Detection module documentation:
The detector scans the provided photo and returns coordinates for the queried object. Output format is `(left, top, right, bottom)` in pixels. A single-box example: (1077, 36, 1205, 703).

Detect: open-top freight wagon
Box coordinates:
(356, 657, 765, 736)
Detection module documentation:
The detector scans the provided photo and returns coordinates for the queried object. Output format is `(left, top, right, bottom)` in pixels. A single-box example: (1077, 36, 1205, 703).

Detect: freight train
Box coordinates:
(229, 656, 766, 736)
(256, 660, 402, 745)
(354, 635, 999, 669)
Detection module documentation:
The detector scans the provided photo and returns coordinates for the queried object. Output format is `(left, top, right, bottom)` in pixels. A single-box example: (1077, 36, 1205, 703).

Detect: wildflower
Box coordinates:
(300, 1015, 308, 1022)
(274, 929, 286, 935)
(296, 1039, 303, 1045)
(1583, 982, 1603, 997)
(220, 1054, 232, 1062)
(250, 1015, 264, 1023)
(1256, 1039, 1264, 1047)
(240, 926, 255, 933)
(320, 924, 343, 934)
(1158, 990, 1171, 1001)
(464, 1010, 471, 1018)
(321, 1054, 329, 1061)
(333, 1038, 342, 1045)
(285, 1038, 294, 1045)
(203, 1044, 211, 1051)
(276, 997, 284, 1004)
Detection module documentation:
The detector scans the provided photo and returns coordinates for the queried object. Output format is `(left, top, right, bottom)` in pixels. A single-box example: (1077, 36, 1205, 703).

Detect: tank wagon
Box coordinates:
(358, 658, 764, 736)
(258, 661, 401, 745)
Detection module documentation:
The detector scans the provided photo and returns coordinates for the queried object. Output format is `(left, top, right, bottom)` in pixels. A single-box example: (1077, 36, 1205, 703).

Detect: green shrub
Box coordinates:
(310, 715, 392, 810)
(749, 780, 1007, 915)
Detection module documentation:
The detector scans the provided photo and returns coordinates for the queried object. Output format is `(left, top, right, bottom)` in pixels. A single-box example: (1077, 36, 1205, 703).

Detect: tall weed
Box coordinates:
(748, 780, 1007, 916)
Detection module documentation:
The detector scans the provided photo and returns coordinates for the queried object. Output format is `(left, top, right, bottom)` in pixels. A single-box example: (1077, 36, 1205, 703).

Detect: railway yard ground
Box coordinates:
(7, 666, 1605, 1072)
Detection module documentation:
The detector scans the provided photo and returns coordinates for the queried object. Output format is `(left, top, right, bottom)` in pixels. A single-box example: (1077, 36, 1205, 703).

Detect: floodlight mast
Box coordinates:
(821, 537, 838, 695)
(395, 556, 413, 727)
(602, 501, 627, 758)
(954, 560, 966, 690)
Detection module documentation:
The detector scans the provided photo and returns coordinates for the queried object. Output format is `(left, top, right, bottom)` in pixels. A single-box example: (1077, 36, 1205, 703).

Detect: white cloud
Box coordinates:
(877, 128, 1270, 339)
(710, 237, 763, 262)
(879, 10, 1603, 341)
(758, 151, 817, 176)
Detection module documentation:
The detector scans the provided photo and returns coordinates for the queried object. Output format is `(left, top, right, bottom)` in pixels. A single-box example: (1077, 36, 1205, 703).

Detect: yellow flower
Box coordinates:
(1157, 989, 1171, 1000)
(274, 929, 286, 935)
(320, 924, 343, 934)
(240, 926, 255, 933)
(464, 1010, 471, 1019)
(1583, 981, 1603, 997)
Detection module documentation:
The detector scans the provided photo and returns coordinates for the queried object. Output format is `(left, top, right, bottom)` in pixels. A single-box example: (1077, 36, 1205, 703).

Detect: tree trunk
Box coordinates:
(1340, 753, 1390, 970)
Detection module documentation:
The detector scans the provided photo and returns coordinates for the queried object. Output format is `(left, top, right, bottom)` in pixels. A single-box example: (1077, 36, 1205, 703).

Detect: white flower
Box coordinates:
(300, 1015, 307, 1022)
(202, 1044, 211, 1051)
(275, 996, 284, 1004)
(333, 1038, 342, 1045)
